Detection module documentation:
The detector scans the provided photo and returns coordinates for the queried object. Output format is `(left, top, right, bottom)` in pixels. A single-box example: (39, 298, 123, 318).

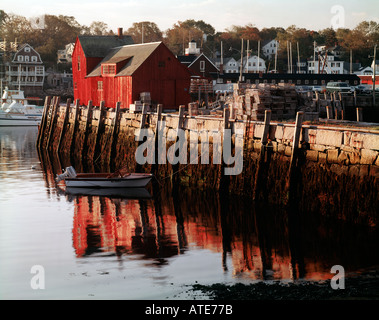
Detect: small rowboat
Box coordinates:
(65, 187, 152, 199)
(56, 166, 153, 188)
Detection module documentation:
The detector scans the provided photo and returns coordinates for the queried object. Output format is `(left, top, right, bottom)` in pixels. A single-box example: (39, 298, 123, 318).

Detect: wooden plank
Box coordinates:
(356, 107, 363, 122)
(109, 101, 121, 162)
(36, 96, 52, 149)
(82, 100, 93, 159)
(69, 99, 80, 155)
(286, 111, 304, 198)
(46, 96, 61, 150)
(94, 101, 106, 160)
(57, 99, 71, 154)
(253, 109, 271, 201)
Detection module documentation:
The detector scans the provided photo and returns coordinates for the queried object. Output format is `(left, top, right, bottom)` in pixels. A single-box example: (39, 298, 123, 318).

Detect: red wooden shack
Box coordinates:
(72, 32, 191, 109)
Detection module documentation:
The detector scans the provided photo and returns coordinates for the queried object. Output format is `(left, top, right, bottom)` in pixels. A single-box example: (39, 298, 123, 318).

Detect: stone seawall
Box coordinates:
(37, 97, 379, 226)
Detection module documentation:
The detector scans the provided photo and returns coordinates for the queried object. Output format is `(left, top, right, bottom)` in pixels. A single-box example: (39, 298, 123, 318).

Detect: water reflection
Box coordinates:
(51, 165, 379, 282)
(1, 126, 379, 290)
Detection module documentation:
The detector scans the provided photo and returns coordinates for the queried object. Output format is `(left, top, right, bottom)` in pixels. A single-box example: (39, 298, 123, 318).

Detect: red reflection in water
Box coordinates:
(70, 191, 345, 281)
(36, 150, 379, 282)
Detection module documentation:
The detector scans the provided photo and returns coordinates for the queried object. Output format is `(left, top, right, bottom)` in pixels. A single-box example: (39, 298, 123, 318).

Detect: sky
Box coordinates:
(2, 0, 379, 33)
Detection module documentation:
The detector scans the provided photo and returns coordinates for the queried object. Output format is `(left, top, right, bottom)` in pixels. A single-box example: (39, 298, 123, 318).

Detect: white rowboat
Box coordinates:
(56, 166, 153, 188)
(65, 187, 152, 198)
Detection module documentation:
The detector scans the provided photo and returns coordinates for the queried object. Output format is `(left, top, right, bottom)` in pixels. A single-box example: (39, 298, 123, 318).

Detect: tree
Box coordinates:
(1, 13, 32, 44)
(260, 27, 283, 41)
(319, 28, 338, 47)
(127, 21, 163, 44)
(88, 21, 109, 35)
(181, 19, 215, 37)
(164, 20, 204, 56)
(0, 10, 7, 39)
(27, 15, 82, 67)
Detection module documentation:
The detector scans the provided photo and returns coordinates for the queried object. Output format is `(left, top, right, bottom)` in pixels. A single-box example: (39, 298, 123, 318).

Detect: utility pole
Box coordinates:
(373, 44, 377, 106)
(350, 49, 353, 74)
(246, 40, 249, 73)
(257, 40, 260, 73)
(141, 22, 144, 44)
(289, 42, 293, 73)
(297, 42, 300, 73)
(220, 41, 224, 75)
(239, 39, 244, 83)
(287, 41, 290, 74)
(274, 40, 278, 73)
(313, 41, 316, 74)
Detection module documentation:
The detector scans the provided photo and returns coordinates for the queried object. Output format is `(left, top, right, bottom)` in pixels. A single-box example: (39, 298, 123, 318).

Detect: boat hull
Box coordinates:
(0, 115, 41, 126)
(65, 187, 152, 198)
(65, 173, 153, 188)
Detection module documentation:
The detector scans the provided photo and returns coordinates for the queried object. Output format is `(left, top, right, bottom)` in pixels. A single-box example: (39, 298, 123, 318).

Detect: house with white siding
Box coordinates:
(262, 40, 278, 60)
(213, 57, 239, 74)
(5, 43, 45, 95)
(239, 55, 267, 73)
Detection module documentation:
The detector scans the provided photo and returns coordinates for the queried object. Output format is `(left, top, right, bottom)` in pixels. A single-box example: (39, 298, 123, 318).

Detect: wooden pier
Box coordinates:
(37, 95, 379, 226)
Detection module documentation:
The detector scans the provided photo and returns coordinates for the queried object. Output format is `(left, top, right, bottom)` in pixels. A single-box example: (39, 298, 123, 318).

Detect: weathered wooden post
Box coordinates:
(219, 107, 231, 192)
(178, 105, 185, 130)
(253, 109, 271, 201)
(36, 96, 52, 149)
(136, 103, 149, 142)
(109, 101, 121, 162)
(154, 104, 163, 166)
(69, 99, 80, 155)
(338, 92, 345, 120)
(82, 100, 93, 158)
(261, 109, 271, 146)
(334, 101, 340, 120)
(356, 107, 363, 122)
(286, 111, 304, 201)
(326, 105, 332, 119)
(46, 96, 60, 150)
(315, 91, 320, 113)
(353, 90, 357, 108)
(93, 101, 106, 160)
(223, 107, 230, 130)
(56, 98, 71, 154)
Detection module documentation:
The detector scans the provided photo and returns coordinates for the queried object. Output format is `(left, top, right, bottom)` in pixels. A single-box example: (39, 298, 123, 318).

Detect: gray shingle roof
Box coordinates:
(78, 35, 134, 58)
(86, 42, 162, 77)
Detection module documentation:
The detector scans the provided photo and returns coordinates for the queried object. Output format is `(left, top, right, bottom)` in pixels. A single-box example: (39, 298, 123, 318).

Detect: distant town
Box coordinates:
(0, 11, 378, 100)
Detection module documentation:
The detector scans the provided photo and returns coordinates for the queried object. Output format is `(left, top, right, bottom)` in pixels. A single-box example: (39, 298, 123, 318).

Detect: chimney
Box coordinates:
(117, 28, 123, 39)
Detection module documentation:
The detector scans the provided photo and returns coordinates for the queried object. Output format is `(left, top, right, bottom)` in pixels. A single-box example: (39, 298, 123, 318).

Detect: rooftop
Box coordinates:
(77, 35, 134, 58)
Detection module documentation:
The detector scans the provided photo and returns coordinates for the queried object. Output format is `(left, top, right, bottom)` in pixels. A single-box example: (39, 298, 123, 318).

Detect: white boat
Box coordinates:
(65, 187, 152, 199)
(0, 87, 43, 126)
(56, 166, 153, 188)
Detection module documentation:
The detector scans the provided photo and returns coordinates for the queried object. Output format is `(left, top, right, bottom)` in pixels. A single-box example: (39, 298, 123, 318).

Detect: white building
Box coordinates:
(239, 55, 267, 73)
(308, 54, 344, 74)
(185, 40, 201, 56)
(355, 66, 373, 76)
(57, 43, 75, 64)
(213, 57, 239, 74)
(5, 43, 45, 95)
(262, 40, 278, 60)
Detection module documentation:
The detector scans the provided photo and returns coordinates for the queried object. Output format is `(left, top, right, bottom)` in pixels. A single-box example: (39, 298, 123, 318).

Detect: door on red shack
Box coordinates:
(161, 80, 176, 109)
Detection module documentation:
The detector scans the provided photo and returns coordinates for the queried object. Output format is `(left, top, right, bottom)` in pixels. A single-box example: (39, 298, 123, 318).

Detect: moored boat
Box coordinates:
(0, 87, 43, 126)
(56, 166, 153, 188)
(65, 187, 152, 199)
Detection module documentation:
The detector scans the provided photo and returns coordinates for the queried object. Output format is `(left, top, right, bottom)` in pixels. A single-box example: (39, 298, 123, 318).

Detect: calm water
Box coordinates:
(1, 127, 378, 300)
